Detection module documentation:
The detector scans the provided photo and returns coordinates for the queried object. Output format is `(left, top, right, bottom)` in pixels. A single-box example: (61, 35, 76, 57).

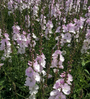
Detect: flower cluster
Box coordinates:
(0, 0, 90, 99)
(7, 0, 41, 15)
(50, 50, 64, 71)
(25, 53, 46, 99)
(49, 49, 73, 99)
(45, 20, 53, 39)
(0, 31, 11, 60)
(49, 72, 73, 99)
(12, 24, 37, 54)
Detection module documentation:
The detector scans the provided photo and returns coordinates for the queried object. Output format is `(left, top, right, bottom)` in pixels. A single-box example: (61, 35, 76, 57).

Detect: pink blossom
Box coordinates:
(67, 23, 75, 33)
(0, 63, 4, 67)
(29, 85, 39, 95)
(55, 92, 66, 99)
(12, 25, 20, 34)
(33, 61, 40, 72)
(50, 90, 60, 97)
(53, 79, 64, 89)
(55, 26, 61, 33)
(33, 72, 40, 82)
(25, 77, 36, 87)
(36, 53, 46, 69)
(64, 33, 71, 43)
(48, 74, 52, 78)
(66, 74, 73, 85)
(62, 83, 71, 95)
(25, 67, 34, 77)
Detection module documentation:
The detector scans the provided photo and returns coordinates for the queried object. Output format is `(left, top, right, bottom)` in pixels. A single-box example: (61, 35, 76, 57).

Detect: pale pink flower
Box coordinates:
(18, 47, 25, 54)
(52, 50, 62, 57)
(50, 90, 60, 97)
(53, 79, 64, 90)
(12, 25, 20, 34)
(55, 92, 66, 99)
(33, 61, 40, 72)
(28, 61, 32, 66)
(28, 94, 36, 99)
(36, 53, 46, 69)
(25, 67, 34, 77)
(66, 74, 73, 85)
(64, 33, 71, 43)
(46, 20, 53, 29)
(4, 33, 10, 40)
(49, 96, 55, 99)
(88, 6, 90, 12)
(41, 70, 46, 76)
(86, 18, 90, 25)
(86, 29, 90, 39)
(60, 72, 66, 78)
(29, 85, 39, 95)
(53, 81, 61, 90)
(48, 74, 52, 78)
(24, 77, 36, 87)
(0, 63, 4, 67)
(60, 55, 64, 62)
(62, 83, 71, 95)
(33, 72, 40, 82)
(62, 25, 68, 32)
(67, 23, 75, 33)
(55, 26, 61, 33)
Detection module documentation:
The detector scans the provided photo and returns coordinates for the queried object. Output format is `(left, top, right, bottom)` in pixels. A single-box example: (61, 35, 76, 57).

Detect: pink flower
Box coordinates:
(62, 83, 71, 95)
(53, 81, 61, 90)
(29, 85, 39, 95)
(53, 79, 64, 90)
(28, 61, 32, 66)
(46, 20, 53, 28)
(51, 50, 64, 69)
(67, 23, 75, 33)
(12, 25, 20, 34)
(66, 74, 73, 85)
(60, 55, 64, 62)
(55, 92, 66, 99)
(33, 72, 40, 82)
(0, 63, 4, 68)
(49, 90, 66, 99)
(23, 31, 27, 35)
(64, 33, 71, 43)
(25, 67, 34, 77)
(55, 26, 61, 33)
(4, 33, 10, 40)
(52, 50, 62, 57)
(50, 90, 60, 97)
(25, 77, 36, 87)
(36, 53, 46, 69)
(49, 96, 55, 99)
(60, 72, 66, 78)
(48, 74, 52, 78)
(86, 29, 90, 39)
(33, 61, 40, 72)
(88, 6, 90, 12)
(62, 25, 68, 32)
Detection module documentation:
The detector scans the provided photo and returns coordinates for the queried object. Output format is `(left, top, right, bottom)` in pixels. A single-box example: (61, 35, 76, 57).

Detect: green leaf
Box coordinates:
(84, 69, 90, 75)
(0, 80, 4, 86)
(85, 60, 90, 64)
(0, 85, 5, 90)
(82, 60, 85, 66)
(82, 60, 90, 67)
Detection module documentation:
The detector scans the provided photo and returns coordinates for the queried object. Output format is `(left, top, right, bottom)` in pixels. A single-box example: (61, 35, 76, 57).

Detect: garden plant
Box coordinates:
(0, 0, 90, 99)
